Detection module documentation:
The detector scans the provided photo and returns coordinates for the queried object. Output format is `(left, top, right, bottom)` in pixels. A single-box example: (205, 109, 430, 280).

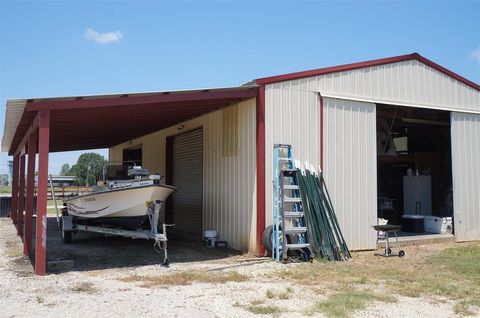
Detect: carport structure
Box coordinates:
(2, 86, 260, 275)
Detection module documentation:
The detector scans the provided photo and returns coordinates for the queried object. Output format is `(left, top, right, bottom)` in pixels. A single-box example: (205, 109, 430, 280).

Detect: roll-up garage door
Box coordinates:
(451, 112, 480, 241)
(171, 128, 203, 240)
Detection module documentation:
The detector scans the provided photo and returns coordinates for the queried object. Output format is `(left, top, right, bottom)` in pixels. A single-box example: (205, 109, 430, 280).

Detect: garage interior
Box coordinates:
(376, 104, 454, 237)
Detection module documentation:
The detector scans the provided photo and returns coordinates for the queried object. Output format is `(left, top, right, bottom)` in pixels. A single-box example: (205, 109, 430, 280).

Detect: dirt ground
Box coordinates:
(0, 217, 478, 318)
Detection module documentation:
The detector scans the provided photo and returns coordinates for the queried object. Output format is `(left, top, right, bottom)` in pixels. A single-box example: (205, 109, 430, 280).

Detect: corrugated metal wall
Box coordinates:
(171, 128, 203, 239)
(323, 97, 377, 250)
(265, 59, 479, 250)
(451, 112, 480, 241)
(266, 60, 479, 116)
(317, 60, 479, 113)
(109, 98, 257, 252)
(264, 79, 320, 225)
(265, 90, 377, 250)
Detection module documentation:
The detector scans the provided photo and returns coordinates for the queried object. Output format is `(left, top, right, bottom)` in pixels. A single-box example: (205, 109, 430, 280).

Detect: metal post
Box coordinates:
(35, 110, 50, 276)
(11, 154, 19, 223)
(256, 86, 266, 255)
(24, 133, 37, 256)
(49, 175, 60, 227)
(273, 146, 280, 261)
(17, 154, 26, 235)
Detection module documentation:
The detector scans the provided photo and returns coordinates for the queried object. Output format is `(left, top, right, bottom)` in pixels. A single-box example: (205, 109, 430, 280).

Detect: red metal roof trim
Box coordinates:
(26, 87, 258, 111)
(256, 53, 480, 91)
(7, 87, 259, 155)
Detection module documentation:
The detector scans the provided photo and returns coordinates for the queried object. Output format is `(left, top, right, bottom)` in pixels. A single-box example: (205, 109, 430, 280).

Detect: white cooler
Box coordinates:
(423, 216, 452, 234)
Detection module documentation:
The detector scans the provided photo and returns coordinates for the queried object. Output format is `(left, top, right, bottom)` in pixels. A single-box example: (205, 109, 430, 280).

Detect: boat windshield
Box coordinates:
(105, 164, 133, 180)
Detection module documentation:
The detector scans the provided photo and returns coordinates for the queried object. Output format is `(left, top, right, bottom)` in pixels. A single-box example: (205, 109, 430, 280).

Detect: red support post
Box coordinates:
(35, 110, 50, 275)
(256, 86, 266, 255)
(11, 154, 19, 223)
(17, 154, 26, 235)
(24, 133, 37, 256)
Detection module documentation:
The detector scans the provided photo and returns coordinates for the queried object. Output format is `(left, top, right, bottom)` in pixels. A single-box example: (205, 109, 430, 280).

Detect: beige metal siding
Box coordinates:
(171, 128, 203, 239)
(265, 91, 377, 250)
(323, 98, 377, 250)
(109, 98, 257, 252)
(265, 59, 479, 250)
(451, 112, 480, 241)
(222, 106, 238, 156)
(267, 60, 479, 115)
(264, 79, 320, 226)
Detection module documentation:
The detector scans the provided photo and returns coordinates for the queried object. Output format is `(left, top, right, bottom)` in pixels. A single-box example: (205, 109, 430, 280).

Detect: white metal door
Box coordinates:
(451, 112, 480, 241)
(323, 97, 377, 250)
(172, 128, 203, 240)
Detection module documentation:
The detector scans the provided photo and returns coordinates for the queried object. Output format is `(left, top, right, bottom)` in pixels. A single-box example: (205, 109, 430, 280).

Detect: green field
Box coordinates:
(0, 186, 12, 194)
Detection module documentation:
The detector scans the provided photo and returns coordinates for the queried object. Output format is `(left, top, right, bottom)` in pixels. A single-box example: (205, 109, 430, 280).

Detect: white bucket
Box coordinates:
(204, 230, 217, 248)
(204, 230, 217, 238)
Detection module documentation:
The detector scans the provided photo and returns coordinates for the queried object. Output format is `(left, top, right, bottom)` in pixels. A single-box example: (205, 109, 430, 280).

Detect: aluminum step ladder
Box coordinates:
(272, 144, 313, 262)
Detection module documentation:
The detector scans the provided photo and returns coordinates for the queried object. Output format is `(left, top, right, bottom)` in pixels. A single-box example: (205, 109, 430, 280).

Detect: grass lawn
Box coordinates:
(0, 185, 12, 194)
(271, 242, 480, 317)
(47, 199, 62, 215)
(116, 242, 480, 317)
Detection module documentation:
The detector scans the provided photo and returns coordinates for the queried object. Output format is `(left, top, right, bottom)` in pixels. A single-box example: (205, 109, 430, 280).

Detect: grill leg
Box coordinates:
(394, 231, 400, 248)
(385, 232, 390, 257)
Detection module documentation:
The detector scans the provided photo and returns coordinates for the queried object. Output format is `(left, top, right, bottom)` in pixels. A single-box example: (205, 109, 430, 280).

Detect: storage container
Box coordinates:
(423, 216, 452, 234)
(401, 215, 424, 233)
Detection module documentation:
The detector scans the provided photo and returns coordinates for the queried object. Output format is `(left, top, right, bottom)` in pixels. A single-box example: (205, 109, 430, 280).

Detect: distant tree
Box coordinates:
(59, 163, 70, 176)
(69, 153, 107, 186)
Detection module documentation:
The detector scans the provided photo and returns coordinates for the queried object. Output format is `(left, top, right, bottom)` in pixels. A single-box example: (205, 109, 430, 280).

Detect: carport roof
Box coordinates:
(2, 86, 258, 155)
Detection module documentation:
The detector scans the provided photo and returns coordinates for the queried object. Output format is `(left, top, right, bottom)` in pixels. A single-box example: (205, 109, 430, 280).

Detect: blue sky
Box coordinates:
(1, 0, 479, 175)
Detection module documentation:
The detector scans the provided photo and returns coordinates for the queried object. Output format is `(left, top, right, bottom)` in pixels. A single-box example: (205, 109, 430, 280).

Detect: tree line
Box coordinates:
(60, 153, 107, 186)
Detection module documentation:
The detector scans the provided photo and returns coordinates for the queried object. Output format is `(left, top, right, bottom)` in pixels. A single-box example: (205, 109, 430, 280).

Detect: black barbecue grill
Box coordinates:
(373, 224, 405, 257)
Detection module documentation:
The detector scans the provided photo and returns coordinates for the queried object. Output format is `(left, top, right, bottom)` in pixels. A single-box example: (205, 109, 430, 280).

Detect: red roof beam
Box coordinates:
(12, 114, 39, 156)
(26, 88, 258, 111)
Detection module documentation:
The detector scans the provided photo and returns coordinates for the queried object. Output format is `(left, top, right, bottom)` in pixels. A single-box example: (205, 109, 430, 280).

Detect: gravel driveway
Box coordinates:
(0, 218, 467, 317)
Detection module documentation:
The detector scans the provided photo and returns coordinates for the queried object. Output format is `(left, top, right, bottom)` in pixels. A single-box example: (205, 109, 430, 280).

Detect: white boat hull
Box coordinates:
(64, 185, 176, 226)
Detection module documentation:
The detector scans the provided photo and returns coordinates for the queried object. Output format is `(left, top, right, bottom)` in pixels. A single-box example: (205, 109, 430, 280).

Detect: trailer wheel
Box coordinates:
(61, 227, 72, 244)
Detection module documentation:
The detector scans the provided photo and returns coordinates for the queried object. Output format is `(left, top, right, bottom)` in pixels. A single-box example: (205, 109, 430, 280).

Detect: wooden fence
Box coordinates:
(35, 185, 93, 200)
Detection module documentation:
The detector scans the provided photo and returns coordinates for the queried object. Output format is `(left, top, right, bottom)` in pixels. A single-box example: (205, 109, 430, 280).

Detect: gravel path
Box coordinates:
(0, 218, 465, 317)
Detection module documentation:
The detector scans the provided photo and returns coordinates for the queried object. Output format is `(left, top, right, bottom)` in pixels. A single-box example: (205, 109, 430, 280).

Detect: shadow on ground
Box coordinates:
(27, 217, 240, 273)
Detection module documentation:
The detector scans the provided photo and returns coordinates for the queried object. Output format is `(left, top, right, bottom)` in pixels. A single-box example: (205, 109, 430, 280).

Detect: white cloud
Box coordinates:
(85, 28, 123, 44)
(471, 46, 480, 64)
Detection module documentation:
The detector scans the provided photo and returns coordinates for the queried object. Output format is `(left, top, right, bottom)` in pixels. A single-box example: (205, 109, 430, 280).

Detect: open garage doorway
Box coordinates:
(376, 104, 454, 239)
(167, 128, 204, 240)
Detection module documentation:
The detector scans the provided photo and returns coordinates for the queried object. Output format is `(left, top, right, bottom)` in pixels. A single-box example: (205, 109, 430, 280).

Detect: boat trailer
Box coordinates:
(61, 200, 173, 266)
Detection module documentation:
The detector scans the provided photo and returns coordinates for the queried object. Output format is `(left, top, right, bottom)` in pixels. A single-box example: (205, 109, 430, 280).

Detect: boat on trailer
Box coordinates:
(60, 165, 176, 265)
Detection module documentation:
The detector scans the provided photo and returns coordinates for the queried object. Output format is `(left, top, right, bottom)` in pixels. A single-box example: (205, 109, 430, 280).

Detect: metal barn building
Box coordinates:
(3, 53, 480, 275)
